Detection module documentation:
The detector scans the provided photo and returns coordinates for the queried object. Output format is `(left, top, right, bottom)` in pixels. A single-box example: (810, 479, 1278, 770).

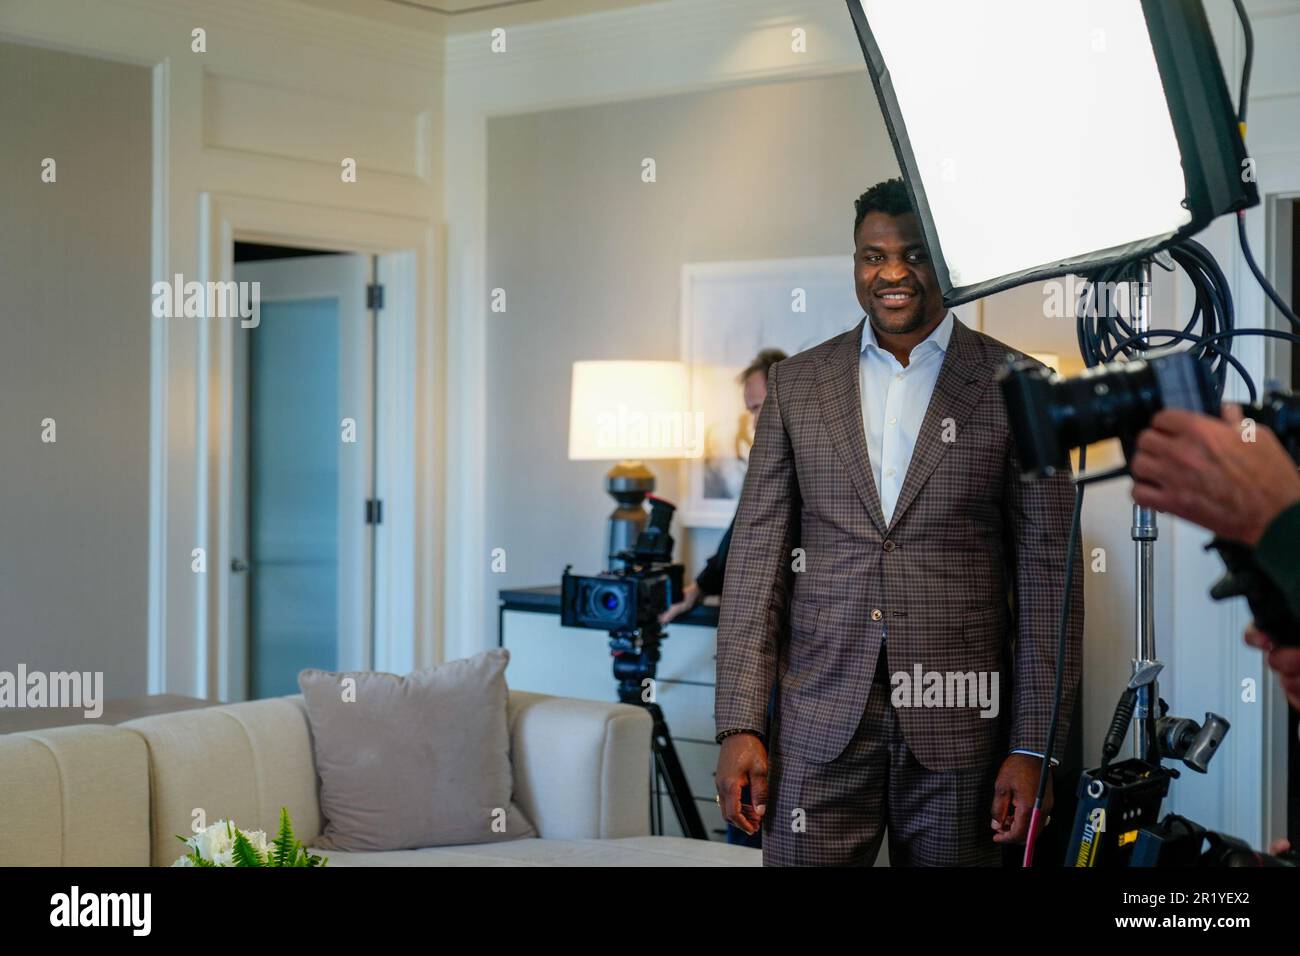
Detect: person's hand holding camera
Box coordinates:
(1130, 402, 1300, 708)
(1130, 403, 1300, 546)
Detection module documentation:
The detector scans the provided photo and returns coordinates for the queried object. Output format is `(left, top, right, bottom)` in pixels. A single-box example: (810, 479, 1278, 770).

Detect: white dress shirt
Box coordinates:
(859, 311, 1051, 765)
(859, 311, 954, 526)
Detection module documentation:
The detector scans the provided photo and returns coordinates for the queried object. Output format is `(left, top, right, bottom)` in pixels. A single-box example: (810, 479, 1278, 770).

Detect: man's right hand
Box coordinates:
(715, 732, 769, 835)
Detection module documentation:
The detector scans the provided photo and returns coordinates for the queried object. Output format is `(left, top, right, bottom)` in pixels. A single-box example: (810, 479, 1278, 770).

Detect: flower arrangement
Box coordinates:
(173, 807, 327, 867)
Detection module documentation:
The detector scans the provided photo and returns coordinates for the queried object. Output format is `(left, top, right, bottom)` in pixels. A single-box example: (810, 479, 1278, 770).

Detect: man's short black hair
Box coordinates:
(853, 178, 914, 239)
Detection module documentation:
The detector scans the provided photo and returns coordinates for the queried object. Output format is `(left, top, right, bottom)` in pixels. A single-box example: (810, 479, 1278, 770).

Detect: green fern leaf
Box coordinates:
(272, 807, 296, 867)
(232, 829, 266, 867)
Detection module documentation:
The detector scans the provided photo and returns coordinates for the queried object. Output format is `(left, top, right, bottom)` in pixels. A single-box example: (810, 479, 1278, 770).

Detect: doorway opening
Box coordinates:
(229, 242, 380, 699)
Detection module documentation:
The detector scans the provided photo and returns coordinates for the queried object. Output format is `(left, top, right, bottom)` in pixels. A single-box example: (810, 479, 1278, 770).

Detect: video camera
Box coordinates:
(999, 350, 1300, 644)
(998, 349, 1300, 479)
(560, 494, 685, 634)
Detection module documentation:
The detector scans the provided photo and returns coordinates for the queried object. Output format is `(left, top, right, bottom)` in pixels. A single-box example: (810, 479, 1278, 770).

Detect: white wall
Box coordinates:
(0, 41, 153, 695)
(0, 0, 446, 698)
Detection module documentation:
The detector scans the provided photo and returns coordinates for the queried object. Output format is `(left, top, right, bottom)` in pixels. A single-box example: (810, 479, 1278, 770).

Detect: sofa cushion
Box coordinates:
(312, 836, 762, 867)
(122, 696, 322, 867)
(0, 725, 150, 866)
(507, 691, 651, 839)
(299, 649, 536, 851)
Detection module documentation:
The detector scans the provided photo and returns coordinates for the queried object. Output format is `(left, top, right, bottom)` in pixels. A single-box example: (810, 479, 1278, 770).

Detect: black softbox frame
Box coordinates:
(846, 0, 1259, 307)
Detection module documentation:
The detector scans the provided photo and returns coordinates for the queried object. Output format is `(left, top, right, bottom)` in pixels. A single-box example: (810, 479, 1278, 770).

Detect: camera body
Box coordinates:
(561, 494, 685, 633)
(560, 568, 681, 632)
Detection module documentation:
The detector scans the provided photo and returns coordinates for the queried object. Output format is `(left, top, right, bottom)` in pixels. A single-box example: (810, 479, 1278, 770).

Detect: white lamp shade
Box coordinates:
(568, 361, 703, 461)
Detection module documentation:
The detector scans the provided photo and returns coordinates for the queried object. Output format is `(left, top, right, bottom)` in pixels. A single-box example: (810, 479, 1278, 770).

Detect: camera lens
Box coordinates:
(1054, 361, 1160, 451)
(1000, 351, 1218, 479)
(587, 584, 625, 622)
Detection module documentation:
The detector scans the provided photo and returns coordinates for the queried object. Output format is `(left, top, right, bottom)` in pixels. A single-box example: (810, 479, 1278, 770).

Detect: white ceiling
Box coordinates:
(298, 0, 665, 34)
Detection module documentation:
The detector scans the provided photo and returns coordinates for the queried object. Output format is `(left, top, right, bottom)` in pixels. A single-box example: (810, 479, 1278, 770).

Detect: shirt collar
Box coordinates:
(860, 310, 955, 360)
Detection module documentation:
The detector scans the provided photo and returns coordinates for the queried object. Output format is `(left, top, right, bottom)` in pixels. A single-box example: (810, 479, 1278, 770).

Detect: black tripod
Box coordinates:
(609, 619, 707, 840)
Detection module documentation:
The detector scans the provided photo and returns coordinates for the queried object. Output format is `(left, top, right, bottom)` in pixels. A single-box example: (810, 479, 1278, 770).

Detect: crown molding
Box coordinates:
(112, 0, 445, 74)
(445, 0, 862, 114)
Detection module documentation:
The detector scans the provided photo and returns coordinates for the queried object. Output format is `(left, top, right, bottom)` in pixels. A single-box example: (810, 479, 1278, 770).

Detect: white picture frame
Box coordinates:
(678, 256, 860, 528)
(678, 255, 981, 528)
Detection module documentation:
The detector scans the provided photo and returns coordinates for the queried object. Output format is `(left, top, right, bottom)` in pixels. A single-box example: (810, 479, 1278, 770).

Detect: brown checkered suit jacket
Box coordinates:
(715, 316, 1083, 771)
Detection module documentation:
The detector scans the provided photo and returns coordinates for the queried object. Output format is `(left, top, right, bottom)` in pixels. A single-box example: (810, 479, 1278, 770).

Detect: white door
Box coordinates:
(230, 253, 375, 699)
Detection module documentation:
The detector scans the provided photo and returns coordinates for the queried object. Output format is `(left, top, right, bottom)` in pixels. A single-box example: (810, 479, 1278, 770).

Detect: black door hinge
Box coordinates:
(366, 283, 385, 310)
(365, 499, 384, 525)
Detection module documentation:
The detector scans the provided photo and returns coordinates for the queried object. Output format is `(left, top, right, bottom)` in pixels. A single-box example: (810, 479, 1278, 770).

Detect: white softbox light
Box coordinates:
(847, 0, 1257, 305)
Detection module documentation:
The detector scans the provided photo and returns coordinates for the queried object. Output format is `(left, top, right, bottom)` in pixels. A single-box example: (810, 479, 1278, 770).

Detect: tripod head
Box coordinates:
(608, 617, 665, 706)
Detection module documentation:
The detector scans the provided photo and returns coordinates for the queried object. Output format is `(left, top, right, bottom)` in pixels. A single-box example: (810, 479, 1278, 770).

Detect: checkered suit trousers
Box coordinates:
(762, 652, 1001, 866)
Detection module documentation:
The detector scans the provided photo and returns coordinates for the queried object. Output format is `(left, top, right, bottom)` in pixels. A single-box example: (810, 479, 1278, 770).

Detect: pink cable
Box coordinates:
(1022, 806, 1045, 867)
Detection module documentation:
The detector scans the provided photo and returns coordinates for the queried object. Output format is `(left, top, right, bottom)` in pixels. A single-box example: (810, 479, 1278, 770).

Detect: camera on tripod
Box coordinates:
(561, 494, 685, 633)
(558, 494, 706, 840)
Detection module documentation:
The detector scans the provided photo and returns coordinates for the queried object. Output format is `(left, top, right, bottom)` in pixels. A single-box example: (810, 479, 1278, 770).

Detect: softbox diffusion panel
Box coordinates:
(847, 0, 1257, 307)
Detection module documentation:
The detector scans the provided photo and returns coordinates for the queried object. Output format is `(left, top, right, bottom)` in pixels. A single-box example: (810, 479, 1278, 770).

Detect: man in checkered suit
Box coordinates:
(713, 179, 1084, 866)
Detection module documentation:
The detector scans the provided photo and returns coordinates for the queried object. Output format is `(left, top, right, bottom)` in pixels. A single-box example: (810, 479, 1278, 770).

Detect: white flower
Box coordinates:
(173, 816, 298, 867)
(193, 820, 236, 865)
(243, 829, 270, 856)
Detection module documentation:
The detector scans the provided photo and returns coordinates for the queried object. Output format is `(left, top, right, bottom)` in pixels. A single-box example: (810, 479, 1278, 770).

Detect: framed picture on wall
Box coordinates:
(678, 255, 980, 528)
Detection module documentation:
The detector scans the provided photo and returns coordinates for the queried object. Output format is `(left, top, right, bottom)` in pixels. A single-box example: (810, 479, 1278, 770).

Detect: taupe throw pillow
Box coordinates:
(298, 649, 536, 851)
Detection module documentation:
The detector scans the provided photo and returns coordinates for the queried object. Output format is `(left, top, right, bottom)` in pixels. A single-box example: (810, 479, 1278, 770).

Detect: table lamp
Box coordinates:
(568, 360, 701, 569)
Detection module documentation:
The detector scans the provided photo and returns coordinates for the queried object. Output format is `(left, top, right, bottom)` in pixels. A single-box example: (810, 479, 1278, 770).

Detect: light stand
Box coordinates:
(1130, 262, 1161, 763)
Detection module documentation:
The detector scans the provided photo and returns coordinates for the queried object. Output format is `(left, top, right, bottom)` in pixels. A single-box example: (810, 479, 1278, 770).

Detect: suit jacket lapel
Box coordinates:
(887, 318, 992, 533)
(815, 318, 888, 536)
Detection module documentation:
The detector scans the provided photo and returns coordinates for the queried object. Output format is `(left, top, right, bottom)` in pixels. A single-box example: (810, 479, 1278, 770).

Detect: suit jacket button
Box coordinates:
(882, 539, 896, 552)
(870, 608, 883, 622)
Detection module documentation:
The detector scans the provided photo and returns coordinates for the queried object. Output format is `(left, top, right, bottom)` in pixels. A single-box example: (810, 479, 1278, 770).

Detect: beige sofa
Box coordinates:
(0, 690, 758, 867)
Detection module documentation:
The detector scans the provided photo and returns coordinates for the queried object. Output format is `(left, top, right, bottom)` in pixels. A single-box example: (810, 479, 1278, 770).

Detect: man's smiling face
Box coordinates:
(853, 211, 944, 337)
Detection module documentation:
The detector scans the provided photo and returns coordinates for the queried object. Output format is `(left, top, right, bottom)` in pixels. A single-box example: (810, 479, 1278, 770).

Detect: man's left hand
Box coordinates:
(991, 753, 1051, 845)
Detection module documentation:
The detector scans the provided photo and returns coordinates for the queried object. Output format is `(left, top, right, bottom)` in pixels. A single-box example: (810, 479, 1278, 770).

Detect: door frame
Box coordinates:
(195, 192, 436, 700)
(1259, 178, 1300, 849)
